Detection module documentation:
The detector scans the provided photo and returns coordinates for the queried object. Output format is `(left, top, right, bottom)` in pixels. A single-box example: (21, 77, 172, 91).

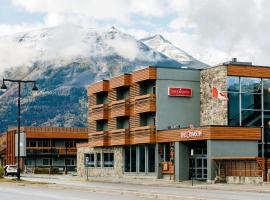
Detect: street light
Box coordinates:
(1, 78, 38, 181)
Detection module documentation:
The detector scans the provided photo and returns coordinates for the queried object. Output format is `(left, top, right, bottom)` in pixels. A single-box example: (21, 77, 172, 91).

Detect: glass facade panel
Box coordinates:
(131, 145, 137, 172)
(228, 76, 240, 92)
(241, 110, 262, 127)
(148, 144, 156, 173)
(241, 93, 262, 110)
(139, 145, 146, 172)
(240, 77, 261, 93)
(263, 79, 270, 110)
(264, 112, 270, 143)
(124, 146, 130, 172)
(228, 93, 240, 126)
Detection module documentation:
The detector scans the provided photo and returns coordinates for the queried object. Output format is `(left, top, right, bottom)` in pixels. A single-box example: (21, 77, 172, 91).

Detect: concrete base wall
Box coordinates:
(77, 146, 123, 178)
(226, 176, 263, 184)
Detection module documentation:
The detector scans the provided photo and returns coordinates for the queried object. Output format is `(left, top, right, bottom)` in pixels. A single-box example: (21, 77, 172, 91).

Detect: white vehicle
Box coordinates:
(4, 165, 18, 176)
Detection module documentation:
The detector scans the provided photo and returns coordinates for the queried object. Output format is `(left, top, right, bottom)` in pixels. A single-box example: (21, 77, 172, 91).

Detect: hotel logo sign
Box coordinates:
(168, 87, 192, 97)
(180, 130, 203, 139)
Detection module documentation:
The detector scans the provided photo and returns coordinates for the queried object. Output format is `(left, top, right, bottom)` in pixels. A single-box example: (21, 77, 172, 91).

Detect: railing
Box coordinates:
(108, 128, 130, 146)
(26, 147, 77, 155)
(130, 125, 156, 144)
(89, 104, 109, 120)
(110, 99, 130, 117)
(134, 94, 156, 113)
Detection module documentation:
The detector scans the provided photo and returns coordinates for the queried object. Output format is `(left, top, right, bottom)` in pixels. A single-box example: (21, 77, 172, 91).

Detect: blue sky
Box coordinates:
(0, 0, 270, 68)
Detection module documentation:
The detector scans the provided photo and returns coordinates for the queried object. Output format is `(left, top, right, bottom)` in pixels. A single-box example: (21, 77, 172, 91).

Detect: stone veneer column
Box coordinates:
(200, 65, 228, 126)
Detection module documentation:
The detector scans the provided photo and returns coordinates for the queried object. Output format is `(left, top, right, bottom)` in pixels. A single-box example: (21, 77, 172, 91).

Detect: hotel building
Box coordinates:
(78, 60, 270, 183)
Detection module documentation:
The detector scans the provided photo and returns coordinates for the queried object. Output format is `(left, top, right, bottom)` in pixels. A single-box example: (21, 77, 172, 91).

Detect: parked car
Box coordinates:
(4, 165, 18, 176)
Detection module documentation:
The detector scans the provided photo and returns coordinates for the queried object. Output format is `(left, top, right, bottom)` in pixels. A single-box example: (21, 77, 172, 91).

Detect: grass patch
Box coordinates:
(0, 177, 50, 185)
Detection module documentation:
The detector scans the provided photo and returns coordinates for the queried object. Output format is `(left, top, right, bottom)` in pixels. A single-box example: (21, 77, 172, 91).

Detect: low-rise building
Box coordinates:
(78, 60, 270, 183)
(0, 126, 88, 173)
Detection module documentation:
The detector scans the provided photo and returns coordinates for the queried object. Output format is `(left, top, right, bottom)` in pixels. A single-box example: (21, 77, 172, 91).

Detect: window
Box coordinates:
(65, 158, 75, 166)
(263, 79, 270, 110)
(96, 92, 108, 105)
(96, 153, 101, 167)
(139, 145, 146, 172)
(28, 140, 36, 147)
(116, 117, 129, 129)
(125, 144, 156, 173)
(42, 158, 52, 166)
(228, 93, 240, 126)
(65, 140, 75, 148)
(85, 153, 95, 167)
(228, 76, 240, 92)
(148, 144, 156, 173)
(96, 120, 108, 131)
(240, 77, 261, 93)
(103, 153, 114, 167)
(116, 87, 129, 100)
(241, 110, 262, 127)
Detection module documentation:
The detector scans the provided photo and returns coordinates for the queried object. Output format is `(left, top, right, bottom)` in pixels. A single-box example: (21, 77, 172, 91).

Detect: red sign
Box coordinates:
(168, 87, 192, 97)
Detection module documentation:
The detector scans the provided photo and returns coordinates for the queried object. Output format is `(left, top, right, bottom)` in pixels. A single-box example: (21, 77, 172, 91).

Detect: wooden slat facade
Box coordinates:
(87, 80, 109, 95)
(157, 126, 261, 143)
(134, 94, 156, 113)
(89, 104, 109, 121)
(132, 67, 157, 83)
(227, 65, 270, 78)
(110, 99, 130, 118)
(110, 74, 131, 89)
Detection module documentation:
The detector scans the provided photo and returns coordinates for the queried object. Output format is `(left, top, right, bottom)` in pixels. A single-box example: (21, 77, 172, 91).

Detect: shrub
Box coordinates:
(0, 166, 4, 178)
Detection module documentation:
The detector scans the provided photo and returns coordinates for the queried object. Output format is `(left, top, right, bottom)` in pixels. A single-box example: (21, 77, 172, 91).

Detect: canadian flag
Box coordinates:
(212, 86, 228, 100)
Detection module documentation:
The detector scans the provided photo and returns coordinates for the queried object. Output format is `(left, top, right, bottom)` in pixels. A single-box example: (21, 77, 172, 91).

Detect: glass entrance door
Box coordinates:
(189, 157, 207, 180)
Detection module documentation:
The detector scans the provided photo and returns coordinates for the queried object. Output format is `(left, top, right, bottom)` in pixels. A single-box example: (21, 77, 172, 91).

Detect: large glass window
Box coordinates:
(131, 145, 137, 172)
(228, 76, 240, 92)
(241, 93, 262, 110)
(139, 145, 146, 172)
(85, 153, 95, 167)
(264, 112, 270, 143)
(124, 144, 155, 173)
(228, 93, 240, 126)
(241, 77, 262, 93)
(263, 79, 270, 110)
(148, 144, 156, 173)
(96, 153, 101, 167)
(241, 110, 262, 127)
(124, 146, 130, 172)
(103, 153, 114, 167)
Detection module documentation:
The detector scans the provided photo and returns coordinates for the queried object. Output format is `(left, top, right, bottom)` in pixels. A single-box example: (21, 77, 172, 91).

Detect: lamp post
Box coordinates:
(1, 78, 38, 181)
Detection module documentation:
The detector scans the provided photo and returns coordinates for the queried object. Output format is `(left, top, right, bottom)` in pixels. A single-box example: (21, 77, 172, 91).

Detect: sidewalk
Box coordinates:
(21, 173, 270, 193)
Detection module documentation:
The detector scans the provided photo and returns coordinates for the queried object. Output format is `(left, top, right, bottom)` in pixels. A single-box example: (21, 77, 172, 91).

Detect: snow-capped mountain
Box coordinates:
(140, 34, 207, 69)
(0, 25, 206, 132)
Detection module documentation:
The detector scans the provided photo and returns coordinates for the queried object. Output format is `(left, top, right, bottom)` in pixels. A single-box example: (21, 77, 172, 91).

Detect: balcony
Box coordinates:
(26, 147, 77, 155)
(87, 80, 109, 96)
(89, 131, 109, 147)
(110, 99, 130, 118)
(110, 74, 131, 89)
(132, 67, 156, 83)
(134, 94, 156, 113)
(130, 125, 156, 144)
(108, 129, 130, 146)
(89, 104, 109, 120)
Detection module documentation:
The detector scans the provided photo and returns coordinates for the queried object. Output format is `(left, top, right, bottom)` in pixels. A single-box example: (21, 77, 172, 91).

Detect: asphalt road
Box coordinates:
(0, 183, 148, 200)
(3, 175, 270, 200)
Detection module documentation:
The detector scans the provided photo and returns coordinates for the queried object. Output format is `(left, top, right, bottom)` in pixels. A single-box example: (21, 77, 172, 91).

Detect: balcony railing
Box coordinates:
(108, 128, 130, 146)
(89, 104, 109, 120)
(110, 99, 130, 118)
(134, 94, 156, 113)
(89, 131, 109, 147)
(130, 125, 156, 144)
(26, 147, 77, 155)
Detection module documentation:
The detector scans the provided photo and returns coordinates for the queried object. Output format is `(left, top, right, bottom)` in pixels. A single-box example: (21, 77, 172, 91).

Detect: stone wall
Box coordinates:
(77, 146, 123, 178)
(200, 65, 228, 126)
